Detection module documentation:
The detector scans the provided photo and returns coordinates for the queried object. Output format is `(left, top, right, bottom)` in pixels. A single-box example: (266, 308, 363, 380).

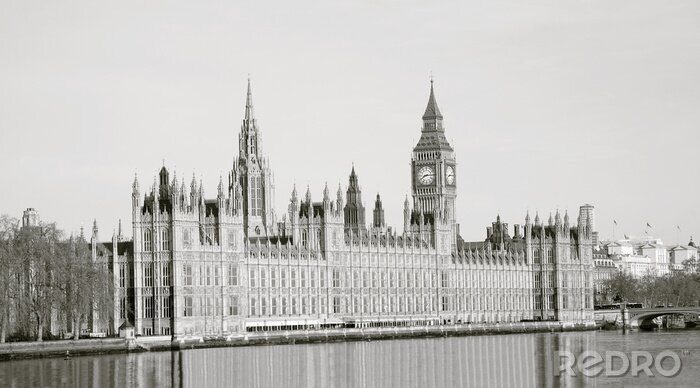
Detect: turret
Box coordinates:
(159, 166, 169, 201)
(403, 195, 411, 233)
(335, 184, 343, 217)
(190, 173, 198, 210)
(373, 193, 385, 229)
(132, 173, 141, 209)
(344, 166, 366, 234)
(91, 219, 98, 261)
(323, 182, 331, 207)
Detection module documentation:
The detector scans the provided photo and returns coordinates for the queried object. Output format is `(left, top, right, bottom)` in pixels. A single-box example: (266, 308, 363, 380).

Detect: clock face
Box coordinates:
(418, 166, 434, 185)
(446, 166, 455, 185)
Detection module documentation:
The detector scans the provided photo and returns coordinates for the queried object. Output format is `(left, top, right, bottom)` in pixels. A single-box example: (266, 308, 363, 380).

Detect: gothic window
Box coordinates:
(162, 296, 172, 318)
(214, 266, 220, 286)
(184, 297, 193, 316)
(260, 269, 267, 287)
(311, 297, 317, 314)
(333, 270, 341, 288)
(144, 264, 153, 287)
(183, 229, 191, 248)
(249, 268, 256, 287)
(291, 269, 297, 288)
(301, 230, 308, 247)
(119, 265, 126, 288)
(250, 176, 263, 216)
(162, 264, 171, 287)
(144, 297, 153, 318)
(144, 229, 152, 251)
(249, 297, 257, 316)
(533, 249, 540, 263)
(229, 265, 238, 286)
(161, 229, 169, 250)
(261, 297, 267, 315)
(301, 270, 306, 288)
(184, 264, 193, 286)
(272, 298, 278, 315)
(282, 297, 288, 315)
(119, 297, 126, 319)
(228, 230, 236, 249)
(333, 297, 341, 314)
(271, 268, 277, 287)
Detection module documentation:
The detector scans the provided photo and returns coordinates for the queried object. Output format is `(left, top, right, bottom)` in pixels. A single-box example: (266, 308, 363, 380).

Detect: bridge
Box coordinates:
(595, 307, 700, 328)
(626, 307, 700, 328)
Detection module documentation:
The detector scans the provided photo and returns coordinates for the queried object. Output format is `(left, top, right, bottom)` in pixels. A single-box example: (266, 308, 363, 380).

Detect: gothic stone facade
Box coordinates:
(108, 80, 594, 338)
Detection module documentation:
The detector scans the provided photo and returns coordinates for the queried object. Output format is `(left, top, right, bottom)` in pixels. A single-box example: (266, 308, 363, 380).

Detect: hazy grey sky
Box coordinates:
(1, 0, 698, 244)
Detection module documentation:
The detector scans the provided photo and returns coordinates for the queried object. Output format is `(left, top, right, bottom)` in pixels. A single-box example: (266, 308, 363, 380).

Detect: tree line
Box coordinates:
(0, 214, 113, 343)
(599, 259, 700, 308)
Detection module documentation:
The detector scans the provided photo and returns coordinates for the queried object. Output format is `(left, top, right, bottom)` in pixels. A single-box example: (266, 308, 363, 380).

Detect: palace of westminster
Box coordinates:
(85, 80, 595, 338)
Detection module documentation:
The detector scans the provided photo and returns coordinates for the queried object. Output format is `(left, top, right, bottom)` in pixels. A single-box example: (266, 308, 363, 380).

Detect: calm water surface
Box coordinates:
(2, 330, 699, 387)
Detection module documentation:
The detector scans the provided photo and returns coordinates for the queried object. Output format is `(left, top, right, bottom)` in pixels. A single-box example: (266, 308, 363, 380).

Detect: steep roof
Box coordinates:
(422, 81, 443, 120)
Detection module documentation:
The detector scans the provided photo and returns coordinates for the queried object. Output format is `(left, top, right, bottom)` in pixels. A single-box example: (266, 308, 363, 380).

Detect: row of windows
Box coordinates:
(143, 227, 239, 251)
(142, 263, 171, 288)
(141, 296, 172, 319)
(183, 296, 239, 317)
(176, 292, 591, 319)
(143, 229, 170, 251)
(183, 264, 238, 287)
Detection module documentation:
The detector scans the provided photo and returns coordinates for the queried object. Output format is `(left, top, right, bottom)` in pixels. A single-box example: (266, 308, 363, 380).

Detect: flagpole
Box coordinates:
(612, 220, 615, 240)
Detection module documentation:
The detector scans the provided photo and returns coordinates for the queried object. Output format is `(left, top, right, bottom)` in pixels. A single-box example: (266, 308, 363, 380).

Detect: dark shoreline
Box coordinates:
(0, 321, 596, 362)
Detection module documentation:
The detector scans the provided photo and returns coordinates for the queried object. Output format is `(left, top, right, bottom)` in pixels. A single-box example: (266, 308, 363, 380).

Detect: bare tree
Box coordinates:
(0, 215, 19, 343)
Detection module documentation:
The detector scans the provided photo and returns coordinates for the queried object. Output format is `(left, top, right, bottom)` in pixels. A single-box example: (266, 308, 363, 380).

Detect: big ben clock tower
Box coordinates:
(411, 80, 458, 243)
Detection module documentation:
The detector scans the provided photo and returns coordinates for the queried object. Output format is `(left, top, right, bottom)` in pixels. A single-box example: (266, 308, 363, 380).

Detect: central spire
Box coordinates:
(245, 77, 255, 121)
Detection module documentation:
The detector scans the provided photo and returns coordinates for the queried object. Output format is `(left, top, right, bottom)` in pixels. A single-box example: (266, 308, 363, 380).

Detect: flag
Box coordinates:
(677, 225, 681, 231)
(624, 234, 629, 239)
(646, 223, 652, 228)
(613, 220, 618, 226)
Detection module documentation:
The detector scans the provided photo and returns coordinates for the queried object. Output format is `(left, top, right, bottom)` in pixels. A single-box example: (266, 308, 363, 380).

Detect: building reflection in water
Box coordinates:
(178, 333, 591, 387)
(0, 332, 596, 387)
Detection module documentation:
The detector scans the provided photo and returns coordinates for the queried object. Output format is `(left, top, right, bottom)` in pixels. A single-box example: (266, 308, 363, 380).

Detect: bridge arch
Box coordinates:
(628, 308, 700, 329)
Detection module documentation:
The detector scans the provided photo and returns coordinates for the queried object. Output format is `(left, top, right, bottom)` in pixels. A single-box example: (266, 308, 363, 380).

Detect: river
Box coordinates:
(1, 329, 699, 387)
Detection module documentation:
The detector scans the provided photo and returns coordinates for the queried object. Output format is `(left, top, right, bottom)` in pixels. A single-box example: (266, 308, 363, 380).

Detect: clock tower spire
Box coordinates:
(410, 79, 458, 246)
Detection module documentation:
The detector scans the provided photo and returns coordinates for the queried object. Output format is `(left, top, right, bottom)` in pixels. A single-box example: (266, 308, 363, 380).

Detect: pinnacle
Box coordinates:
(422, 80, 443, 120)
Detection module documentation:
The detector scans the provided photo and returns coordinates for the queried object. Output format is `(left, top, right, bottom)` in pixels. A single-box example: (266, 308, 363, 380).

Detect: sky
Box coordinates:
(1, 0, 698, 244)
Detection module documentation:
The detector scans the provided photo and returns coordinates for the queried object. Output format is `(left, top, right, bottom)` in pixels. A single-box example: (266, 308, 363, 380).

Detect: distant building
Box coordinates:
(579, 204, 599, 248)
(600, 236, 690, 278)
(668, 238, 699, 271)
(592, 247, 619, 300)
(21, 207, 39, 228)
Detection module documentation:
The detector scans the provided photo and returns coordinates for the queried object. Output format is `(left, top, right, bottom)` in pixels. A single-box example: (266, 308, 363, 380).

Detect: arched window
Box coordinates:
(161, 229, 169, 250)
(183, 229, 191, 247)
(144, 229, 152, 251)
